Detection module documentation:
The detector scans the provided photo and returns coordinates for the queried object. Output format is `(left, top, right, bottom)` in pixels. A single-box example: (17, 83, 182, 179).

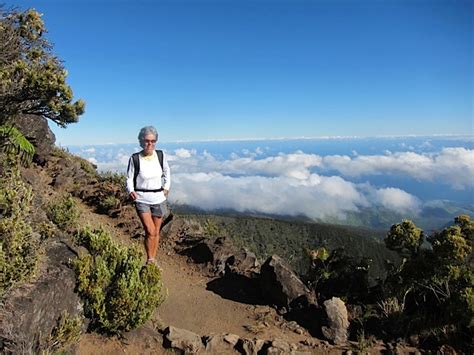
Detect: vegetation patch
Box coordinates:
(99, 171, 126, 186)
(0, 167, 39, 297)
(380, 216, 473, 350)
(46, 193, 81, 230)
(96, 195, 121, 216)
(37, 220, 59, 240)
(41, 310, 83, 353)
(73, 227, 166, 334)
(312, 216, 473, 352)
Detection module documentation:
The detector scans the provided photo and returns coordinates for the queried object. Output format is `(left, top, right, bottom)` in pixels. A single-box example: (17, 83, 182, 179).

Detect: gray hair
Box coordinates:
(138, 126, 158, 148)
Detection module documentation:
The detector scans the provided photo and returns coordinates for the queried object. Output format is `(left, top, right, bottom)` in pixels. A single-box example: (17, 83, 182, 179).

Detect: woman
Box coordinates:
(126, 126, 170, 266)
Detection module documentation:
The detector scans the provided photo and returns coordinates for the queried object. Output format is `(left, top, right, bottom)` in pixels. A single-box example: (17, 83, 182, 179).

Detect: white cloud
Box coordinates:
(372, 187, 421, 214)
(321, 148, 474, 189)
(171, 172, 373, 220)
(170, 171, 420, 220)
(174, 148, 195, 159)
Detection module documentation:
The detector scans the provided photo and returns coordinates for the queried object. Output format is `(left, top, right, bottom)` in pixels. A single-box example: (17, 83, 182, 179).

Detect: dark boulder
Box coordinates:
(180, 236, 236, 274)
(0, 237, 85, 353)
(260, 255, 317, 310)
(225, 247, 260, 278)
(13, 114, 55, 165)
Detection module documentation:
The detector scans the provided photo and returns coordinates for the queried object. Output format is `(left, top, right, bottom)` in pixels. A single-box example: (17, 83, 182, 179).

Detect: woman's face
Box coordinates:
(142, 133, 157, 155)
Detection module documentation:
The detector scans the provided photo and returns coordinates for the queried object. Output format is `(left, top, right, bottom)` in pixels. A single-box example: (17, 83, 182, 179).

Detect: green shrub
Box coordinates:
(79, 159, 98, 176)
(51, 146, 70, 158)
(99, 171, 126, 186)
(0, 168, 38, 297)
(73, 227, 166, 334)
(46, 194, 81, 230)
(0, 167, 34, 219)
(305, 247, 371, 303)
(382, 216, 473, 350)
(204, 218, 221, 238)
(97, 195, 121, 215)
(42, 310, 83, 352)
(37, 220, 58, 240)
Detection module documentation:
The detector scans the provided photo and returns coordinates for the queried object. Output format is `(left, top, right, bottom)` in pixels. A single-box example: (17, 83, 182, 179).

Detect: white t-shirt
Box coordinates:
(126, 150, 171, 205)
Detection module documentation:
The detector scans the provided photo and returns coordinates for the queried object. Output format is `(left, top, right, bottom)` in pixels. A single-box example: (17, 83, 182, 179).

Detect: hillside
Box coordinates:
(178, 213, 398, 281)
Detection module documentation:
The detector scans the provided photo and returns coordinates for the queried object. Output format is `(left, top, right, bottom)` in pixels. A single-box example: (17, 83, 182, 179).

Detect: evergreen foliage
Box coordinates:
(385, 219, 423, 256)
(0, 167, 38, 297)
(73, 227, 166, 334)
(382, 216, 473, 349)
(0, 7, 85, 126)
(300, 215, 472, 351)
(42, 310, 83, 352)
(46, 193, 81, 230)
(305, 247, 371, 303)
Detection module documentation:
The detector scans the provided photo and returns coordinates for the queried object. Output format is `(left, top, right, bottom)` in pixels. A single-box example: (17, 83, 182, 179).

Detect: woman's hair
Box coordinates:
(138, 126, 158, 148)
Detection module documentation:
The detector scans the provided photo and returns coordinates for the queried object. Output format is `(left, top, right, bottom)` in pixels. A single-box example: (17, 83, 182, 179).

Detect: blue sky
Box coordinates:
(8, 0, 473, 145)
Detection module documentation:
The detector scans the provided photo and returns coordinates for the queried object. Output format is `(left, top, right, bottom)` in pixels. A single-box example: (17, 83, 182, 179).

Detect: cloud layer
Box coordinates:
(78, 144, 473, 221)
(165, 148, 431, 219)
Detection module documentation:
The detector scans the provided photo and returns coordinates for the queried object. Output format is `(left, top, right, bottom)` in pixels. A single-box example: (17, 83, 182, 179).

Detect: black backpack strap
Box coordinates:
(156, 150, 163, 170)
(132, 152, 140, 190)
(156, 150, 164, 176)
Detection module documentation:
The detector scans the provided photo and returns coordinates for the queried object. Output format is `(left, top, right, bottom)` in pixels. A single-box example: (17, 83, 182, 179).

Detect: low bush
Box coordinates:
(0, 168, 39, 297)
(96, 195, 121, 215)
(99, 171, 126, 186)
(73, 227, 166, 334)
(79, 159, 98, 177)
(37, 220, 58, 240)
(50, 146, 69, 158)
(46, 194, 81, 230)
(41, 310, 83, 353)
(203, 218, 222, 238)
(305, 247, 371, 303)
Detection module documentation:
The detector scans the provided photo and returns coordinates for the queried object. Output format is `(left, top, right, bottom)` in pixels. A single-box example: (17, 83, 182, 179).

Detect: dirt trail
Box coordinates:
(73, 202, 320, 354)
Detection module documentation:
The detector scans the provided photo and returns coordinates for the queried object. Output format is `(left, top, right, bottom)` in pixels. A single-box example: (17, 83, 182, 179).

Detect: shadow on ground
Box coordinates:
(206, 274, 267, 305)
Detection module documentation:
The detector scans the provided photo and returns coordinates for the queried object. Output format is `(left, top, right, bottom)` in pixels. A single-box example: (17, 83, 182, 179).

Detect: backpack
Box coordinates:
(132, 150, 164, 192)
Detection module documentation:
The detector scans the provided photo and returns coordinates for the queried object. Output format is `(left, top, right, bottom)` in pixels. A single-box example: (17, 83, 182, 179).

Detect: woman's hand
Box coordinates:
(164, 189, 169, 198)
(130, 191, 138, 201)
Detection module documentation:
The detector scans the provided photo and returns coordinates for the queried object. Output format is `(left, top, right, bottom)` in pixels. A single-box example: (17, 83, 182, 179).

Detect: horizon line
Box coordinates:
(59, 133, 474, 147)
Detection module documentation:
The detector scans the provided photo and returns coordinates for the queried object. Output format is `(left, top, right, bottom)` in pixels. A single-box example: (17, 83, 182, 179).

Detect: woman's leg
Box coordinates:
(138, 212, 157, 260)
(151, 215, 163, 258)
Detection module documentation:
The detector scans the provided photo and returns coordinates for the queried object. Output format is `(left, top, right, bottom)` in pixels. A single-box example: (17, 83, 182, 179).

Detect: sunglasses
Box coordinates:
(144, 139, 157, 144)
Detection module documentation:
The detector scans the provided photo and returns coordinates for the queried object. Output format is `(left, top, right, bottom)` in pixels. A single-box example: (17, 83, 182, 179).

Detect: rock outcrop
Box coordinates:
(13, 114, 56, 165)
(204, 333, 240, 353)
(163, 326, 205, 353)
(0, 237, 85, 353)
(260, 255, 317, 310)
(162, 325, 321, 355)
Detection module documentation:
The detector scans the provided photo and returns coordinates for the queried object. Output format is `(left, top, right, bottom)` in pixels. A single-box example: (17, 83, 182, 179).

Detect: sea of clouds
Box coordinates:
(68, 137, 474, 222)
